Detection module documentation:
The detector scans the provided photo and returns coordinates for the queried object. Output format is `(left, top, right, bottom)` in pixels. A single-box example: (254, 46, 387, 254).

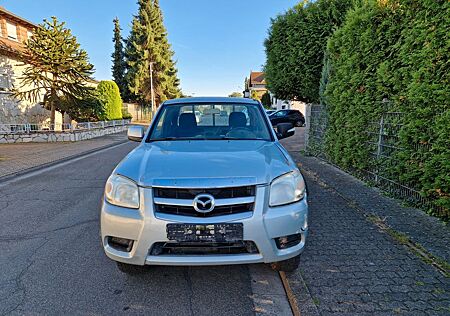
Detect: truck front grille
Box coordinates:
(153, 185, 256, 217)
(150, 241, 259, 255)
(153, 186, 255, 199)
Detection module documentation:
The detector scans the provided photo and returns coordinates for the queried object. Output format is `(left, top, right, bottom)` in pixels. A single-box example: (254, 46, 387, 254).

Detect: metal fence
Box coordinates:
(306, 104, 443, 215)
(0, 119, 131, 134)
(307, 104, 328, 159)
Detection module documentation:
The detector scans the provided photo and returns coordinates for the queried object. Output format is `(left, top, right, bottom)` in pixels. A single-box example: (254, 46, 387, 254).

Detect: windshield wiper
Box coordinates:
(149, 137, 193, 142)
(210, 137, 268, 141)
(149, 137, 211, 142)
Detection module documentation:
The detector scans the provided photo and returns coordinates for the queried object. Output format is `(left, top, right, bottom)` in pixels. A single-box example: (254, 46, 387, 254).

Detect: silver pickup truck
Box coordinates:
(101, 97, 308, 273)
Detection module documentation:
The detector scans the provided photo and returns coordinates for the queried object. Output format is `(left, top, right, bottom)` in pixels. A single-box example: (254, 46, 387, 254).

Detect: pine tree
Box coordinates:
(14, 16, 95, 128)
(152, 0, 181, 101)
(125, 0, 180, 107)
(111, 17, 127, 100)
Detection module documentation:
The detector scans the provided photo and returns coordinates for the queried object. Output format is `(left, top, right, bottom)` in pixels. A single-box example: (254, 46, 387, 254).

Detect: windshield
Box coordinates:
(148, 102, 272, 141)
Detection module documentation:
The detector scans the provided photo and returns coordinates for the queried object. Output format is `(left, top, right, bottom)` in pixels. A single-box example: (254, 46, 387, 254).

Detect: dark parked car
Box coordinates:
(265, 109, 276, 116)
(269, 109, 305, 127)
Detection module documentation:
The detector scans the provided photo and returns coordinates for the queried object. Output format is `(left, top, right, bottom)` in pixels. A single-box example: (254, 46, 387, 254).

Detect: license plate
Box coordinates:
(166, 223, 243, 242)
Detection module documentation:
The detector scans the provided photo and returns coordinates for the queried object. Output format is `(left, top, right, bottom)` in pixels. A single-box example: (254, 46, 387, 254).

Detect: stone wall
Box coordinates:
(0, 55, 63, 125)
(0, 125, 128, 143)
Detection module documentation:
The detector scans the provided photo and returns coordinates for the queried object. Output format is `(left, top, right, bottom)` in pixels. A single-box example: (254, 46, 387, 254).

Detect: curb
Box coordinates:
(0, 139, 129, 184)
(279, 271, 301, 316)
(280, 270, 320, 316)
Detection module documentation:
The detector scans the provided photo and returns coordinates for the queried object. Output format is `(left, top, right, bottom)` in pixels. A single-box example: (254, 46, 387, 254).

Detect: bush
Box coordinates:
(324, 0, 450, 219)
(122, 112, 133, 120)
(59, 93, 105, 122)
(261, 92, 271, 109)
(97, 80, 123, 120)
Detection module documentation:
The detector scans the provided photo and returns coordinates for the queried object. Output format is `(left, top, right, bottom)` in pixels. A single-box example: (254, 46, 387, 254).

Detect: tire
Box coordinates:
(270, 254, 301, 272)
(116, 261, 148, 274)
(295, 120, 302, 127)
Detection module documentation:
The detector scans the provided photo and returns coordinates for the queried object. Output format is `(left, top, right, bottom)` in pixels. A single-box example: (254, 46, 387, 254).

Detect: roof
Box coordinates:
(0, 6, 37, 28)
(0, 7, 37, 58)
(164, 97, 260, 105)
(249, 72, 266, 85)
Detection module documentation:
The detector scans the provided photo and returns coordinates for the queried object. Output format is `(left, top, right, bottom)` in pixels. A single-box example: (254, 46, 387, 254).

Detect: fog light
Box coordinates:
(275, 234, 302, 249)
(108, 236, 134, 252)
(244, 241, 259, 254)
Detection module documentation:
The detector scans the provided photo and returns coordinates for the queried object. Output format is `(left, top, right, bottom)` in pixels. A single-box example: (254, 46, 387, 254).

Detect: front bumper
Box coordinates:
(101, 186, 308, 266)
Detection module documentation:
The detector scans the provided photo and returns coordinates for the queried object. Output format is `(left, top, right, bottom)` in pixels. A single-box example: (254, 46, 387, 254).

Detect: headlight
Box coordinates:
(269, 170, 306, 207)
(104, 175, 140, 209)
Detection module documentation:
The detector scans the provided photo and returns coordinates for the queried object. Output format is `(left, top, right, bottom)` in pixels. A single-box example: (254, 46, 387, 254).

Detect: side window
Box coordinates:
(152, 109, 167, 138)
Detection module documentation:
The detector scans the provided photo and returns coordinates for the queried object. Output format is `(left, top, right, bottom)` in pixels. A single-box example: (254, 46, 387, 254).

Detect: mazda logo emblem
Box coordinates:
(193, 193, 215, 213)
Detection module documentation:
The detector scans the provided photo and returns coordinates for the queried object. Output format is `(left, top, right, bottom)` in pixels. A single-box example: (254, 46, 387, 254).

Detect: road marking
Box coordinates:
(0, 141, 130, 188)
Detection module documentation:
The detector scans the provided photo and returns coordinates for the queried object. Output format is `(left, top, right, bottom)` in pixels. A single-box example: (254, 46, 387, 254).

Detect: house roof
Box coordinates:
(249, 72, 266, 85)
(0, 7, 37, 58)
(0, 6, 37, 28)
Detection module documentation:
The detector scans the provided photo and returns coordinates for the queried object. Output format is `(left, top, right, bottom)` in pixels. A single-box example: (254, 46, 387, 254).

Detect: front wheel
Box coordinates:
(116, 261, 148, 274)
(270, 254, 301, 272)
(295, 120, 303, 127)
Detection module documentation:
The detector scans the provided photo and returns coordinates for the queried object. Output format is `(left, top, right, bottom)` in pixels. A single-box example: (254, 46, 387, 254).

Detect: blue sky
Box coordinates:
(1, 0, 297, 96)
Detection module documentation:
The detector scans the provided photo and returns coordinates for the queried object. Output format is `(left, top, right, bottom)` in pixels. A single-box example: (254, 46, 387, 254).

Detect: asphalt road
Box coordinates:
(0, 141, 291, 315)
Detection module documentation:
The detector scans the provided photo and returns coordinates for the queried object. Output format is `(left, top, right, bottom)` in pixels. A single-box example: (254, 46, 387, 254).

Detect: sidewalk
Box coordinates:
(281, 132, 450, 315)
(0, 132, 129, 180)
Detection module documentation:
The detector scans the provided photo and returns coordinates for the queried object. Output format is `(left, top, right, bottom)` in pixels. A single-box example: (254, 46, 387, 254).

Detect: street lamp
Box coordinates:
(150, 62, 155, 116)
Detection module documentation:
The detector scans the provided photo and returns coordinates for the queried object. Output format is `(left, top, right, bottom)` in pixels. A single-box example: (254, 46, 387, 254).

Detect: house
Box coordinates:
(0, 6, 64, 126)
(244, 71, 268, 99)
(243, 70, 307, 116)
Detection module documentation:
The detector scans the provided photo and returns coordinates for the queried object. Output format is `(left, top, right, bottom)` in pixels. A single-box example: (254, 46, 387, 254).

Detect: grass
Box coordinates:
(433, 288, 445, 295)
(367, 214, 450, 278)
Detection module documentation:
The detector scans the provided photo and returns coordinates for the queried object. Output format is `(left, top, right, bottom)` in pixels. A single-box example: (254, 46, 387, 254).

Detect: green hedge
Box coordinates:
(324, 0, 450, 219)
(97, 80, 123, 120)
(264, 0, 353, 103)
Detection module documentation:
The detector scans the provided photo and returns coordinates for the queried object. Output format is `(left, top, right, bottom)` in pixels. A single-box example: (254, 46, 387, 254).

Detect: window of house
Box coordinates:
(27, 30, 33, 40)
(6, 22, 17, 40)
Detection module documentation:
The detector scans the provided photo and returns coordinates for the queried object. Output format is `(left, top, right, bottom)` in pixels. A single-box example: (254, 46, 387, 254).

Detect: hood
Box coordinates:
(114, 140, 295, 187)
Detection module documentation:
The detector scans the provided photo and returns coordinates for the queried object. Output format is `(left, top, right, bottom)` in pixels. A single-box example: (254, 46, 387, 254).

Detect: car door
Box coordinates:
(270, 110, 288, 125)
(285, 110, 295, 124)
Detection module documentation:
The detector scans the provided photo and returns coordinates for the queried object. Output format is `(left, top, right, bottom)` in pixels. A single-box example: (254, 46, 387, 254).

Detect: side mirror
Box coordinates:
(128, 125, 144, 142)
(276, 123, 295, 140)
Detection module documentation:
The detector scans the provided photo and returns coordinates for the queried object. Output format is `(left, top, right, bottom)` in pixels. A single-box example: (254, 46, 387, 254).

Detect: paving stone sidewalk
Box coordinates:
(281, 133, 449, 315)
(0, 132, 128, 179)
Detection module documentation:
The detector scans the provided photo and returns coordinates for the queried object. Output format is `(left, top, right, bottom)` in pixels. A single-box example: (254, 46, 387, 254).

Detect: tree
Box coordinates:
(261, 92, 272, 108)
(152, 0, 181, 101)
(125, 0, 181, 107)
(14, 16, 95, 128)
(111, 17, 127, 100)
(324, 0, 450, 219)
(97, 81, 123, 120)
(264, 0, 352, 103)
(229, 92, 242, 98)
